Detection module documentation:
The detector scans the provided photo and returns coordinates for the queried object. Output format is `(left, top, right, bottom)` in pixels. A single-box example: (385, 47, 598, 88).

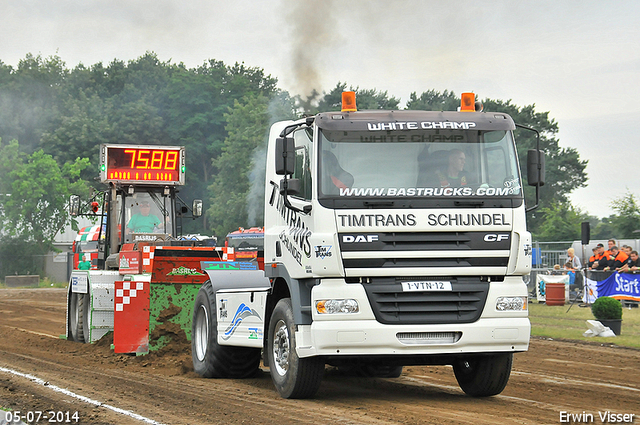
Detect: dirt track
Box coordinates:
(0, 288, 638, 425)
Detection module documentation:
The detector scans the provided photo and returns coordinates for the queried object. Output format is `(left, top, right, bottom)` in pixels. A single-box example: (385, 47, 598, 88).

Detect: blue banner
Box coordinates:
(596, 272, 640, 301)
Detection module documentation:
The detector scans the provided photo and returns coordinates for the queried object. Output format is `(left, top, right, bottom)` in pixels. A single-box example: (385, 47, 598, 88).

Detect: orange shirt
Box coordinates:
(612, 251, 629, 267)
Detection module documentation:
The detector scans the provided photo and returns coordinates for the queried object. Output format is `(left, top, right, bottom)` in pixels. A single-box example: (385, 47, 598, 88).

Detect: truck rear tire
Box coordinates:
(267, 298, 324, 399)
(191, 280, 261, 379)
(68, 292, 89, 343)
(453, 353, 513, 397)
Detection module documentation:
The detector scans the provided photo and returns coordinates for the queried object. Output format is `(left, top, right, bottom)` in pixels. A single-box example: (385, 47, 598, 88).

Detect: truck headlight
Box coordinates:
(496, 296, 527, 311)
(316, 299, 359, 314)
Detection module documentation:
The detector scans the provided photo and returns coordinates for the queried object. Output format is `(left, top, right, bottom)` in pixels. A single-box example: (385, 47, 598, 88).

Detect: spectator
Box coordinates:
(78, 254, 91, 270)
(630, 251, 639, 272)
(587, 247, 598, 268)
(621, 245, 633, 256)
(566, 247, 581, 270)
(619, 250, 639, 273)
(603, 240, 614, 261)
(551, 264, 564, 275)
(590, 243, 609, 270)
(607, 246, 629, 271)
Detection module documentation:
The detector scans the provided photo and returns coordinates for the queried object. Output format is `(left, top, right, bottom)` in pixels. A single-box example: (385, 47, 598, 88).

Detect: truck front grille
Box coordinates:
(361, 277, 490, 325)
(338, 231, 510, 274)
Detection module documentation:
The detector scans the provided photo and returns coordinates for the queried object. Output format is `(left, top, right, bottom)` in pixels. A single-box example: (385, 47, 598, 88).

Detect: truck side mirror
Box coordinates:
(280, 178, 301, 197)
(69, 195, 80, 216)
(192, 199, 203, 218)
(275, 137, 295, 175)
(527, 150, 545, 187)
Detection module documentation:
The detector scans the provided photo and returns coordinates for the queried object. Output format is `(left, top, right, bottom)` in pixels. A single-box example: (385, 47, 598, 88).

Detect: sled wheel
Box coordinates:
(68, 291, 90, 343)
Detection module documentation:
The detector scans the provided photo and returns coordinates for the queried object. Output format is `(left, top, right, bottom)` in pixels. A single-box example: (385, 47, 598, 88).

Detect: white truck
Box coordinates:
(192, 92, 544, 399)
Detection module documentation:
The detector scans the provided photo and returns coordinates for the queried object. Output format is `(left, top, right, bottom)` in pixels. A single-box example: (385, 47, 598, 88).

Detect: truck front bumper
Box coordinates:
(295, 317, 530, 358)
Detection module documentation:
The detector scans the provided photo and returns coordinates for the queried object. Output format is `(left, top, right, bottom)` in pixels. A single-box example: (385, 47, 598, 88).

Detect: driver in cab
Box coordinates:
(126, 201, 161, 234)
(435, 149, 468, 188)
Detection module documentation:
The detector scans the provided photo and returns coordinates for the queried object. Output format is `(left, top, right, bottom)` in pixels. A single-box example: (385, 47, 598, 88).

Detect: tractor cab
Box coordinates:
(70, 144, 203, 269)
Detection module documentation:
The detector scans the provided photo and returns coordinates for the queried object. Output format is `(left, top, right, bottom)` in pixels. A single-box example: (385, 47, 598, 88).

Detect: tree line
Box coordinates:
(0, 52, 637, 277)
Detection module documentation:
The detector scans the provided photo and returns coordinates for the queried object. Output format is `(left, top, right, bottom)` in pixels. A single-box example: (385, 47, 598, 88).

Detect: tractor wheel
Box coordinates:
(267, 298, 324, 399)
(453, 353, 513, 397)
(191, 280, 261, 378)
(68, 291, 90, 343)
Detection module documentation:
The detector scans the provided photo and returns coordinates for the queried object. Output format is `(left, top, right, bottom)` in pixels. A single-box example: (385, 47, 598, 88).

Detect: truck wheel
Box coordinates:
(453, 353, 513, 397)
(191, 281, 261, 378)
(267, 298, 324, 399)
(68, 292, 90, 343)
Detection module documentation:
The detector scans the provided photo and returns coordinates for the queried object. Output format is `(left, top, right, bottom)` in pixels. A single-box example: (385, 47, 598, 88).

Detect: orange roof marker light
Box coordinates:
(341, 91, 357, 112)
(460, 92, 476, 112)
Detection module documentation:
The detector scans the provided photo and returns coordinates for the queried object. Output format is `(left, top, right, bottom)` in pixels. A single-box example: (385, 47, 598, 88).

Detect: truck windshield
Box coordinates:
(318, 128, 521, 200)
(78, 241, 98, 253)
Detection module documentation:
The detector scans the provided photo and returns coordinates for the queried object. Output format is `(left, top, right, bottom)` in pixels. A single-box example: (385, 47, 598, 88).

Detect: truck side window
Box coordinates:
(485, 147, 507, 187)
(293, 129, 313, 201)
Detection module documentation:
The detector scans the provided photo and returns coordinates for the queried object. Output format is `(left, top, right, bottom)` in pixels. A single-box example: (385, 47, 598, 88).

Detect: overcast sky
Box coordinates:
(3, 0, 639, 218)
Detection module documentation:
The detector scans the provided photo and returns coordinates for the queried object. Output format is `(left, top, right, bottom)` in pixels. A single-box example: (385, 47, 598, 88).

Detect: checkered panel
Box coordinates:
(115, 281, 145, 311)
(142, 245, 160, 272)
(113, 279, 150, 354)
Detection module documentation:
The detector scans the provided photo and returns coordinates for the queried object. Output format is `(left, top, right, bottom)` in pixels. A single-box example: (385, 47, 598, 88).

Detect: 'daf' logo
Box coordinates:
(342, 234, 379, 243)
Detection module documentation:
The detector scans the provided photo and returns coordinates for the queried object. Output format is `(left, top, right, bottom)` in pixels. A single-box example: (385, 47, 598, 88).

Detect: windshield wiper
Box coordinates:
(363, 200, 395, 208)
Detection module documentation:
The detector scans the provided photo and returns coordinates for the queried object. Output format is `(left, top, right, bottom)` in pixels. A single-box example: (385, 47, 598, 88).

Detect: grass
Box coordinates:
(38, 277, 67, 288)
(0, 277, 67, 289)
(529, 300, 640, 349)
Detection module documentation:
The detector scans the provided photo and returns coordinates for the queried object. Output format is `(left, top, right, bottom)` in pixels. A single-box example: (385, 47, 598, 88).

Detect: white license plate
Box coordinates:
(401, 281, 452, 292)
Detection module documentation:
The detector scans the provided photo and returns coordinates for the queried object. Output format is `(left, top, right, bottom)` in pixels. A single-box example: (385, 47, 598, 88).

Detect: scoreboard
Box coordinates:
(99, 145, 186, 185)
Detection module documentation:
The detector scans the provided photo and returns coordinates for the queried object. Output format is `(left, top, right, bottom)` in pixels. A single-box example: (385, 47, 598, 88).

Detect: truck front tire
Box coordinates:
(191, 280, 261, 379)
(453, 352, 513, 397)
(267, 298, 324, 399)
